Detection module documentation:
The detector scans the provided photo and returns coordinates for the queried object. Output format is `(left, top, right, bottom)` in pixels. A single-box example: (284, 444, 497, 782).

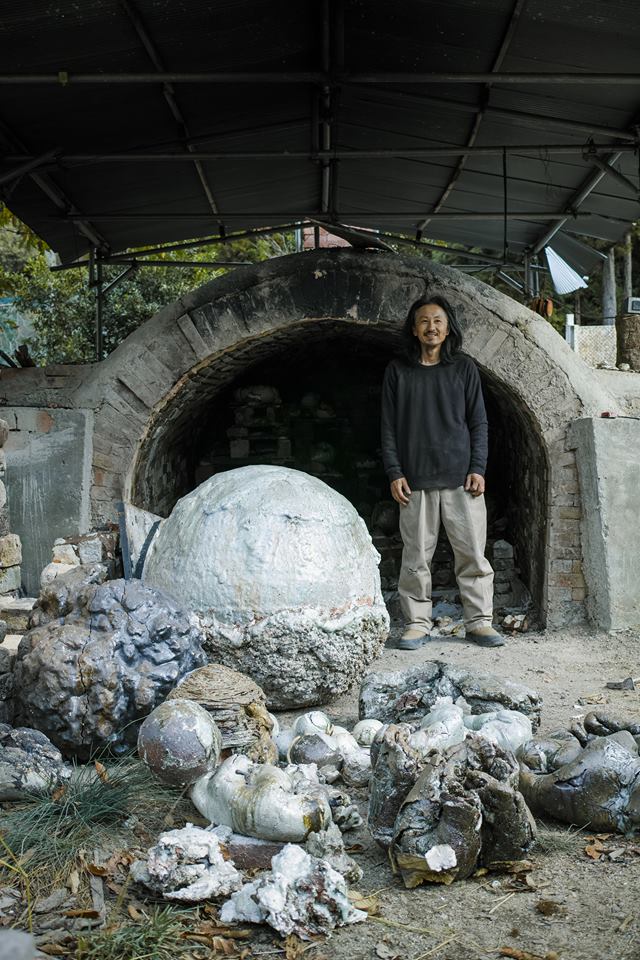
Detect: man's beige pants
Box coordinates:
(398, 487, 494, 632)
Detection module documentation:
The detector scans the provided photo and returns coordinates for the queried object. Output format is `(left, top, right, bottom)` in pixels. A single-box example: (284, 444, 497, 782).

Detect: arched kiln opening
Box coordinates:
(131, 320, 548, 619)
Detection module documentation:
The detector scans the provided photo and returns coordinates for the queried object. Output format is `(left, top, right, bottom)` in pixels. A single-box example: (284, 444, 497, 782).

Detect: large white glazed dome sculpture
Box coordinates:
(142, 466, 389, 708)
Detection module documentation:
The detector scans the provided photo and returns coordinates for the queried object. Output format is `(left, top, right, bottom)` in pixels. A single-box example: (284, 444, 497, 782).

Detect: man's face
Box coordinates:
(412, 304, 449, 349)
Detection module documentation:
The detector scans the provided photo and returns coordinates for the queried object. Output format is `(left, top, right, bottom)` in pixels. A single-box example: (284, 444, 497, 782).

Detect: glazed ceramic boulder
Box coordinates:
(14, 573, 206, 759)
(143, 465, 389, 708)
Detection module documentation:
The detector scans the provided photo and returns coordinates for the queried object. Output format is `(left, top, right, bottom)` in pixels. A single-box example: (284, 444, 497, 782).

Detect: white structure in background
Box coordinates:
(552, 247, 617, 369)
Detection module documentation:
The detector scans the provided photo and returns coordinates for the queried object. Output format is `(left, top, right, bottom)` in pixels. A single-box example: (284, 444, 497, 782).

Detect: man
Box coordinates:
(381, 294, 503, 651)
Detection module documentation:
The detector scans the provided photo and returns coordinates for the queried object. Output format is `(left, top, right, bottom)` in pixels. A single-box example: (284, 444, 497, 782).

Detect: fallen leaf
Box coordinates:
(67, 869, 80, 895)
(348, 890, 381, 916)
(499, 948, 559, 960)
(38, 946, 69, 957)
(94, 761, 109, 783)
(283, 934, 309, 959)
(127, 904, 145, 921)
(535, 900, 566, 917)
(51, 785, 67, 803)
(64, 908, 101, 919)
(607, 847, 626, 861)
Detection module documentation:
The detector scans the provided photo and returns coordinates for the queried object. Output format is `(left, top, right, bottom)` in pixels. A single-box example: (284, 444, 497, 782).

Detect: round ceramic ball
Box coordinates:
(138, 699, 222, 787)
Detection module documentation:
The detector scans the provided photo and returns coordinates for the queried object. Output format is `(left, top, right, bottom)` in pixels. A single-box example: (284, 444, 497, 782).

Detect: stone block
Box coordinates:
(0, 566, 21, 593)
(0, 597, 35, 631)
(78, 536, 104, 564)
(0, 481, 5, 511)
(52, 542, 80, 565)
(0, 673, 14, 699)
(0, 534, 21, 568)
(492, 539, 514, 559)
(493, 558, 515, 572)
(0, 420, 8, 447)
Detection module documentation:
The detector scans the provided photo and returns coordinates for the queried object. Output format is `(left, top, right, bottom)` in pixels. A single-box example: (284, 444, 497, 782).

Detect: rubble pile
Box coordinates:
(40, 528, 121, 587)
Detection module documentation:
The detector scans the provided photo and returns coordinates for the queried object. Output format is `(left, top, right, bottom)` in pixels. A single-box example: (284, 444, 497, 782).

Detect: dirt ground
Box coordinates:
(300, 620, 640, 960)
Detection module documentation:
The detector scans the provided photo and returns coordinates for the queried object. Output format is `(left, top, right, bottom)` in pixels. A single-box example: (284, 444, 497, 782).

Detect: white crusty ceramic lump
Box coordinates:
(143, 466, 389, 708)
(130, 825, 242, 901)
(220, 843, 366, 939)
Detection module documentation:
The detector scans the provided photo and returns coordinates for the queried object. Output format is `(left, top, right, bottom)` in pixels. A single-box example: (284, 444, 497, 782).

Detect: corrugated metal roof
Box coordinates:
(0, 0, 639, 267)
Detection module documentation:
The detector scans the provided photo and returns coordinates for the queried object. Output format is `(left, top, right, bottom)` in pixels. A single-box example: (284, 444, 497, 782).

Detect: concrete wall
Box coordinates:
(569, 417, 640, 631)
(3, 407, 93, 594)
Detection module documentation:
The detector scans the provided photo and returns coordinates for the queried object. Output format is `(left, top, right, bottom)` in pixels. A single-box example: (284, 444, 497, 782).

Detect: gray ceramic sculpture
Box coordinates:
(142, 466, 389, 708)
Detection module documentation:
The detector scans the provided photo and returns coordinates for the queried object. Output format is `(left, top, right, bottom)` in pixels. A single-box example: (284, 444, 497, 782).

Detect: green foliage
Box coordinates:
(0, 205, 296, 363)
(0, 758, 177, 874)
(76, 907, 189, 960)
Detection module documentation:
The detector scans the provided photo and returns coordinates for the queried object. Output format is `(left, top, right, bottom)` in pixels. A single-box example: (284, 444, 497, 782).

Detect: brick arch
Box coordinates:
(92, 248, 608, 626)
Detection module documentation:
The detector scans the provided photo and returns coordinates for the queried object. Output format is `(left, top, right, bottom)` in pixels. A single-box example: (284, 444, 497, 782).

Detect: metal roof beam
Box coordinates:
(119, 0, 225, 233)
(55, 211, 612, 223)
(530, 152, 624, 254)
(419, 0, 528, 234)
(2, 72, 640, 85)
(0, 148, 60, 187)
(0, 117, 108, 250)
(350, 87, 638, 143)
(3, 143, 637, 164)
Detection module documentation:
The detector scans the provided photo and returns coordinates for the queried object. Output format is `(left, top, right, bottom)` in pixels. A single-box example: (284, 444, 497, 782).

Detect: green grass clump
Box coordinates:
(76, 906, 188, 960)
(0, 757, 179, 877)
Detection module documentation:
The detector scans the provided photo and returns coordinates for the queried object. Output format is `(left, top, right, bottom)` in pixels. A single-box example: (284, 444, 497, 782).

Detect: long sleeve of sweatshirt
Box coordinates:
(380, 354, 488, 490)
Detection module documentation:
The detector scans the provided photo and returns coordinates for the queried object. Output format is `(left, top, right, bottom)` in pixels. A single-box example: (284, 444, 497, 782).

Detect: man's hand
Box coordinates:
(390, 477, 412, 506)
(464, 473, 485, 497)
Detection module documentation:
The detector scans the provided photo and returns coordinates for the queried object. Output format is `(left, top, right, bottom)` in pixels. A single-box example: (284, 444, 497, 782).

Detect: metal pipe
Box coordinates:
(1, 71, 639, 84)
(0, 148, 60, 186)
(55, 210, 606, 222)
(588, 154, 640, 198)
(4, 143, 636, 163)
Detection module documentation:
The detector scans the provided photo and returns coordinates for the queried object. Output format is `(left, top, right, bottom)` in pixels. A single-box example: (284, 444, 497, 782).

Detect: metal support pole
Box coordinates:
(89, 249, 105, 361)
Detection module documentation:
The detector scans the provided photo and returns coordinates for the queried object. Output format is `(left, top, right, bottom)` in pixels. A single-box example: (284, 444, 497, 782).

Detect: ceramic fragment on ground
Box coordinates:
(519, 727, 640, 833)
(220, 843, 366, 940)
(189, 755, 333, 842)
(138, 699, 222, 787)
(359, 661, 541, 729)
(130, 824, 243, 901)
(0, 724, 71, 800)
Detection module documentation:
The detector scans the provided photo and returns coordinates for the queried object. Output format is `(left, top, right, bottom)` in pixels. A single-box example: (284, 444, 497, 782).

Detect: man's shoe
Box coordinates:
(398, 628, 431, 651)
(465, 626, 505, 648)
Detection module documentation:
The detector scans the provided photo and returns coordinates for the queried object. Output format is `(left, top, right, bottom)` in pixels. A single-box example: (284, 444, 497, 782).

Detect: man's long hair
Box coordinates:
(400, 294, 463, 365)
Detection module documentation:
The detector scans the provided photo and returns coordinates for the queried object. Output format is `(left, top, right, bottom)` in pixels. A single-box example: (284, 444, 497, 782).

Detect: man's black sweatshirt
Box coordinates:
(380, 354, 488, 490)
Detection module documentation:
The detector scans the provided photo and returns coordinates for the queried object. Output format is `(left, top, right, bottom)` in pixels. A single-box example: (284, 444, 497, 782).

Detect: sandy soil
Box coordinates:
(295, 621, 640, 960)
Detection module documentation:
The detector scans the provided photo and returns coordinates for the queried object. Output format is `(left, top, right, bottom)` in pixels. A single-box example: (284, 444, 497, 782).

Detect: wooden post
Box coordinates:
(602, 248, 616, 325)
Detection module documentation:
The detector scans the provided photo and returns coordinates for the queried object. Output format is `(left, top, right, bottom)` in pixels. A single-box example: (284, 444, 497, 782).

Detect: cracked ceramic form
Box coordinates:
(519, 726, 640, 833)
(14, 572, 206, 759)
(390, 736, 536, 886)
(142, 466, 389, 708)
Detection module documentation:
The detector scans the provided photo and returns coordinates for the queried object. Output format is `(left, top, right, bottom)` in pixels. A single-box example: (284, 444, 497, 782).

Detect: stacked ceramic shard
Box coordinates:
(168, 663, 277, 763)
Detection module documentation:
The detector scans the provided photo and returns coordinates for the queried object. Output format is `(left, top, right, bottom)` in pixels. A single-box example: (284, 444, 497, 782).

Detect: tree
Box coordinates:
(0, 206, 296, 364)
